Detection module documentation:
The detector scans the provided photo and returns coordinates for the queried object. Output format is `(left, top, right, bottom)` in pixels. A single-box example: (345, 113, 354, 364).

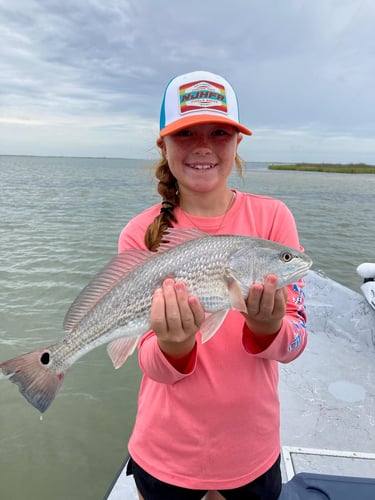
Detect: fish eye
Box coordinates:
(280, 251, 294, 263)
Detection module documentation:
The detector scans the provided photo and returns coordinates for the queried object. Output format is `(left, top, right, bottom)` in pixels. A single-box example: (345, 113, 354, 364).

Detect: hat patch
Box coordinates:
(179, 80, 228, 115)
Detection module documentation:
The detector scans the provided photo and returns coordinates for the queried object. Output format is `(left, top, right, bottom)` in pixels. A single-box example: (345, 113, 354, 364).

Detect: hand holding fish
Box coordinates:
(243, 274, 288, 336)
(151, 279, 205, 359)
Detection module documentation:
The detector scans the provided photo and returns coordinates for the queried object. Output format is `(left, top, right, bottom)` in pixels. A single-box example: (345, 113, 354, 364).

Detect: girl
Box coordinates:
(119, 71, 307, 500)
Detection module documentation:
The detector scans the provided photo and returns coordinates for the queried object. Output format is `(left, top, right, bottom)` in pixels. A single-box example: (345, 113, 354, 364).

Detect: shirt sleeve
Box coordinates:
(138, 332, 198, 384)
(241, 196, 308, 362)
(242, 279, 308, 363)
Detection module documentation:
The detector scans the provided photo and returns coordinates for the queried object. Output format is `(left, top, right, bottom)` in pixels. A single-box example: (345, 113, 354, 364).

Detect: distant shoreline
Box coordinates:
(268, 163, 375, 174)
(1, 155, 374, 173)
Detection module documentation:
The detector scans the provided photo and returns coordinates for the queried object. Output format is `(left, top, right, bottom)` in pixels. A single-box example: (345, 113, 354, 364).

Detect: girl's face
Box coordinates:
(158, 123, 242, 195)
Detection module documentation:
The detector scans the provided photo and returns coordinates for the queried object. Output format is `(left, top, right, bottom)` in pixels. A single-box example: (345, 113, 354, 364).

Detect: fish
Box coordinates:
(0, 228, 312, 413)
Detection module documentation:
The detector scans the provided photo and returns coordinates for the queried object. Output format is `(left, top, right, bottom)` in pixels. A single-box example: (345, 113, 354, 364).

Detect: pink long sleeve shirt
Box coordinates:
(118, 190, 308, 490)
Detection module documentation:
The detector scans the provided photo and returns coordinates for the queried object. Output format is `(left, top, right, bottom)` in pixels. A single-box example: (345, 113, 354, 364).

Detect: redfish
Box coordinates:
(0, 229, 312, 412)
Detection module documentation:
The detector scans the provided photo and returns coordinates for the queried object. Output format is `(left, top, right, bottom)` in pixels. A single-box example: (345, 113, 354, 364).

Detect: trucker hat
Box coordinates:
(159, 70, 252, 136)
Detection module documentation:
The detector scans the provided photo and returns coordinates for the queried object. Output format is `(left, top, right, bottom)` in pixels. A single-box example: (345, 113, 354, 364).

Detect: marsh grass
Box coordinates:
(268, 163, 375, 174)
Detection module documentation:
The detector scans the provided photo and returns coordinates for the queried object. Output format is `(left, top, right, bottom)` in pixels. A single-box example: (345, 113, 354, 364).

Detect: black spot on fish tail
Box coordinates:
(40, 352, 50, 365)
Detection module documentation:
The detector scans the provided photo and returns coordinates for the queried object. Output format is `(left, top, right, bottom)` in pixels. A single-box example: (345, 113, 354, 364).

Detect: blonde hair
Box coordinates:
(144, 147, 244, 251)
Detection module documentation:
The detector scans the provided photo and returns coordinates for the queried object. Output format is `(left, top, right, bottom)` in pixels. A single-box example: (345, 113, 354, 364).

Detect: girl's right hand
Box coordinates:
(150, 278, 205, 358)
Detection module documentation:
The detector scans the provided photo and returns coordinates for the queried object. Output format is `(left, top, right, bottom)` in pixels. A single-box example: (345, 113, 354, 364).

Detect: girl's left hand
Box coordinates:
(242, 274, 288, 336)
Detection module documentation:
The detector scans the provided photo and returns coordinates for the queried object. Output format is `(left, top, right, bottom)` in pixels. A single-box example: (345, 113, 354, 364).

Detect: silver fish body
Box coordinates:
(0, 229, 312, 412)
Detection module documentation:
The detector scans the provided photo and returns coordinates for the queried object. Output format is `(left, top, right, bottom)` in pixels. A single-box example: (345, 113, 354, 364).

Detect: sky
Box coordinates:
(0, 0, 374, 163)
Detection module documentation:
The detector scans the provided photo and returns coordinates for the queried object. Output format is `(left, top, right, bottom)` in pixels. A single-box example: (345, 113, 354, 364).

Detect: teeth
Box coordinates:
(191, 164, 214, 170)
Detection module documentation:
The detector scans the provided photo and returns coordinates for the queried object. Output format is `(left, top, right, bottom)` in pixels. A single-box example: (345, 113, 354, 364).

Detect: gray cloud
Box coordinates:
(0, 0, 374, 161)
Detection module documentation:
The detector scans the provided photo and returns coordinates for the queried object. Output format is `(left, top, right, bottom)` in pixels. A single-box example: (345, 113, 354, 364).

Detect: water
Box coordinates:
(0, 156, 374, 500)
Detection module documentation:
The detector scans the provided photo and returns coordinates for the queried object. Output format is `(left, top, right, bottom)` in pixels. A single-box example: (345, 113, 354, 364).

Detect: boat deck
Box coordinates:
(280, 271, 375, 464)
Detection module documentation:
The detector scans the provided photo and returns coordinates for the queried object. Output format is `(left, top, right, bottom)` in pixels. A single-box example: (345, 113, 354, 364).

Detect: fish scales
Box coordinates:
(69, 235, 236, 346)
(0, 229, 312, 412)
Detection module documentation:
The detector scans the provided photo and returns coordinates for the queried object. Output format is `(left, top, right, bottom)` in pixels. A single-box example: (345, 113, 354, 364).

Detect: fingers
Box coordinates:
(163, 279, 184, 331)
(176, 282, 205, 330)
(248, 275, 286, 314)
(244, 274, 288, 335)
(150, 279, 205, 339)
(150, 287, 168, 335)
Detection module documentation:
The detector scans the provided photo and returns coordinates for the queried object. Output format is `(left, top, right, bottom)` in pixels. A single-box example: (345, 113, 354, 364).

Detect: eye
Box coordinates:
(212, 128, 229, 136)
(212, 125, 237, 136)
(174, 128, 192, 137)
(280, 251, 294, 263)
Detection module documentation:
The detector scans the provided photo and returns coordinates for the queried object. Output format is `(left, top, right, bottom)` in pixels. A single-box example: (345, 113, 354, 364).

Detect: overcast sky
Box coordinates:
(1, 0, 374, 162)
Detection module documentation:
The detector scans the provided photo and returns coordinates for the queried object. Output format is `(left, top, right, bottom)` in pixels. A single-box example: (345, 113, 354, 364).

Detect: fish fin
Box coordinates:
(200, 310, 229, 343)
(0, 347, 65, 413)
(63, 249, 153, 332)
(107, 337, 140, 369)
(158, 228, 208, 252)
(226, 276, 248, 313)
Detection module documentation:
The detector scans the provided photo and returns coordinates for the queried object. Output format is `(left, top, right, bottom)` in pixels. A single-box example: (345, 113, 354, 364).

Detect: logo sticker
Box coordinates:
(179, 80, 228, 115)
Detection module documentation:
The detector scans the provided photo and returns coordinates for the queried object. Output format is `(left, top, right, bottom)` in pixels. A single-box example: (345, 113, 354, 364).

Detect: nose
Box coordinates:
(193, 133, 212, 153)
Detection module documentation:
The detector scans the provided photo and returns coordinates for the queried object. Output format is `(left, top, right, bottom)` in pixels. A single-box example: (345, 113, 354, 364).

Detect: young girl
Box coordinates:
(119, 71, 307, 500)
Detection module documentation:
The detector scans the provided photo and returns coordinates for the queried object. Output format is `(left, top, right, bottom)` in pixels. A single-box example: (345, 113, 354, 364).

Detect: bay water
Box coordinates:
(0, 156, 374, 499)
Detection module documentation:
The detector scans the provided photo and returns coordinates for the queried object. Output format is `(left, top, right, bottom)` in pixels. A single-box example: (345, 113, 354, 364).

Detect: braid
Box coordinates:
(144, 155, 179, 251)
(144, 146, 244, 251)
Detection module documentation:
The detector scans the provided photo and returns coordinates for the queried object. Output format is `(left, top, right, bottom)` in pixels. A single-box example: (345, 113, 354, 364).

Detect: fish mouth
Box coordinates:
(291, 266, 311, 281)
(279, 261, 313, 287)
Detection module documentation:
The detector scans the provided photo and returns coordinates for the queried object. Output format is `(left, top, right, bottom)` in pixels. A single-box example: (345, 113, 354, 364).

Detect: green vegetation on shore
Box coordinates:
(268, 163, 375, 174)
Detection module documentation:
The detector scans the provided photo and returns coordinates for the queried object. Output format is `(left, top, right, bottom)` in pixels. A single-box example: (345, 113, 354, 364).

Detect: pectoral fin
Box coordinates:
(200, 310, 229, 343)
(225, 275, 248, 313)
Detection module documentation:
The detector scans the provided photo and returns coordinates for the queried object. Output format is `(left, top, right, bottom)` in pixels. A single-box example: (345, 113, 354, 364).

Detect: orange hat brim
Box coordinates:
(160, 115, 252, 137)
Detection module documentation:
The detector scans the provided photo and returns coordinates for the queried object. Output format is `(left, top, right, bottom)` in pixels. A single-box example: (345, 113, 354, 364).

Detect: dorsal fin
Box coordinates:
(158, 228, 207, 252)
(63, 248, 153, 332)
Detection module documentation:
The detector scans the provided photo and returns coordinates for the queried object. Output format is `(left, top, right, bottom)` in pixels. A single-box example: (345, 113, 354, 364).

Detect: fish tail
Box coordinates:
(0, 347, 65, 413)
